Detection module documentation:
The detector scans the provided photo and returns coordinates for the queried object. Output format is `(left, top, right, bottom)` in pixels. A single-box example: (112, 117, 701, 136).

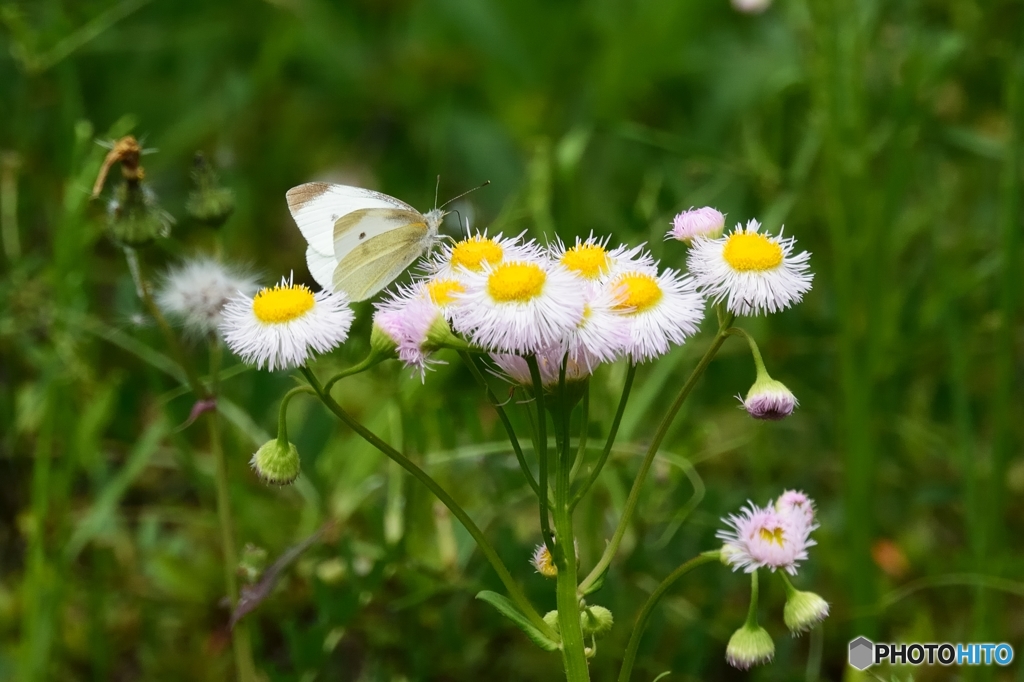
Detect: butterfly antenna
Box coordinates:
(434, 175, 441, 210)
(439, 180, 491, 210)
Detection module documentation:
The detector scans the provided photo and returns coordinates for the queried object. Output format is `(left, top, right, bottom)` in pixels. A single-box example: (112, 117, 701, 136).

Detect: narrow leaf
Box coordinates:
(475, 591, 559, 651)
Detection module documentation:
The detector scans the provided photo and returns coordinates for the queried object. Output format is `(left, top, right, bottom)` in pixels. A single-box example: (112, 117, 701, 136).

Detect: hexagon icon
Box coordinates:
(849, 637, 874, 670)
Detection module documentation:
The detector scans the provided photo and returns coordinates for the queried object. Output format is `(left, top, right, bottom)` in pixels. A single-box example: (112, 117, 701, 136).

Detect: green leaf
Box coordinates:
(652, 672, 672, 682)
(475, 591, 559, 651)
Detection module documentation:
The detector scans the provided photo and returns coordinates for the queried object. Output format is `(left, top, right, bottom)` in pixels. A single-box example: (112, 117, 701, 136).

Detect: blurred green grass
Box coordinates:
(1, 0, 1022, 680)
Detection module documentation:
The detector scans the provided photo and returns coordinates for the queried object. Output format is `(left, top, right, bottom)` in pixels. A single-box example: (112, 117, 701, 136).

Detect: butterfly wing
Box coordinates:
(331, 210, 431, 301)
(286, 182, 417, 256)
(305, 246, 337, 291)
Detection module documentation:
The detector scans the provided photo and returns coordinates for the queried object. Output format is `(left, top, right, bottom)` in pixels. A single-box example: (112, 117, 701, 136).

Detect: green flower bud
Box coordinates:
(580, 605, 614, 638)
(743, 375, 798, 421)
(186, 152, 235, 227)
(540, 606, 613, 638)
(251, 438, 301, 485)
(423, 314, 472, 352)
(107, 181, 173, 246)
(725, 622, 775, 670)
(543, 610, 559, 632)
(783, 589, 829, 634)
(370, 319, 400, 359)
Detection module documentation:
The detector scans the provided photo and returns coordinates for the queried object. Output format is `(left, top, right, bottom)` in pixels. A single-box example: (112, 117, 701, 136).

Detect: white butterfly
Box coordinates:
(286, 183, 447, 302)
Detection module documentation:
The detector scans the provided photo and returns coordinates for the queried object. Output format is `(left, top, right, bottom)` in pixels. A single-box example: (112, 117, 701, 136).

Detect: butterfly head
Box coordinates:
(424, 208, 447, 238)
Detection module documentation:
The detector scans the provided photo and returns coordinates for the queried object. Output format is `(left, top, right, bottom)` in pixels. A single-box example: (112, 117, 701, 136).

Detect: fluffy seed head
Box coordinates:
(156, 257, 257, 336)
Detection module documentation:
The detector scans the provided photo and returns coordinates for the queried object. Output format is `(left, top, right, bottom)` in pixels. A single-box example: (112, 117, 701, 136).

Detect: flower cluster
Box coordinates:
(716, 489, 818, 575)
(214, 208, 813, 386)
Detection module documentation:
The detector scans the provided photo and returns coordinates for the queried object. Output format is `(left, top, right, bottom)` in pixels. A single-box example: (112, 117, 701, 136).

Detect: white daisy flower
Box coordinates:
(220, 276, 354, 371)
(569, 283, 630, 369)
(687, 219, 812, 316)
(549, 234, 656, 282)
(156, 257, 258, 336)
(608, 267, 705, 362)
(716, 500, 817, 575)
(451, 256, 585, 354)
(419, 275, 467, 319)
(426, 231, 543, 281)
(667, 206, 725, 243)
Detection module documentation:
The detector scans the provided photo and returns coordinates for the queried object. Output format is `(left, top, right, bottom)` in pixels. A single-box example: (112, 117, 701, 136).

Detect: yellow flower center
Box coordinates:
(426, 278, 464, 306)
(487, 262, 547, 303)
(759, 526, 786, 546)
(450, 236, 504, 271)
(561, 243, 610, 279)
(722, 232, 784, 271)
(252, 283, 315, 323)
(613, 273, 663, 313)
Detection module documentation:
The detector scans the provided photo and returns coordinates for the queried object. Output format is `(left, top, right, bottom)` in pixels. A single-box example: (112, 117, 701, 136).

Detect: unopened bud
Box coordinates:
(725, 622, 775, 670)
(251, 438, 301, 485)
(580, 605, 614, 638)
(742, 376, 797, 421)
(783, 589, 829, 634)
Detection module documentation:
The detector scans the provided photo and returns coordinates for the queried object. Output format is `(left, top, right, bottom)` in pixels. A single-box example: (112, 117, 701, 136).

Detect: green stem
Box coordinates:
(578, 320, 733, 595)
(568, 385, 590, 482)
(746, 569, 760, 628)
(617, 551, 720, 682)
(459, 351, 541, 498)
(570, 362, 636, 510)
(277, 386, 313, 443)
(527, 355, 555, 553)
(207, 341, 257, 682)
(725, 327, 769, 380)
(126, 247, 208, 399)
(553, 373, 590, 682)
(323, 353, 383, 394)
(300, 366, 555, 640)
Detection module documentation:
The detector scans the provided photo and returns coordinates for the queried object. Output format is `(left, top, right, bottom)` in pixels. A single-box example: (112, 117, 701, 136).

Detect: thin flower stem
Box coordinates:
(616, 551, 720, 682)
(300, 366, 555, 639)
(553, 363, 590, 681)
(568, 385, 590, 483)
(125, 246, 208, 399)
(207, 340, 257, 682)
(725, 327, 768, 378)
(570, 362, 636, 511)
(459, 351, 541, 498)
(746, 569, 760, 627)
(323, 354, 384, 394)
(526, 355, 556, 553)
(578, 317, 734, 595)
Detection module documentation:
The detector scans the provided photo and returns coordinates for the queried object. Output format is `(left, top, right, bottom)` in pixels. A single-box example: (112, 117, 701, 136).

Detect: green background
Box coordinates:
(1, 0, 1022, 680)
